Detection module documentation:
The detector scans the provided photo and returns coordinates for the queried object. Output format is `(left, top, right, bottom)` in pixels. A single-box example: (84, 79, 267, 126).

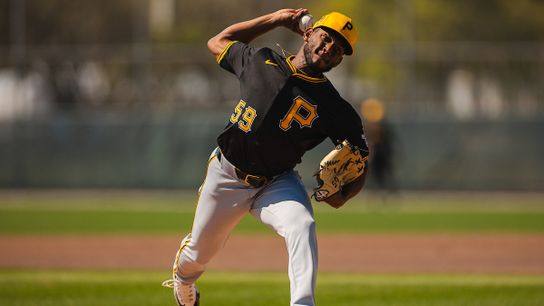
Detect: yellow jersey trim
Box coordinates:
(265, 59, 279, 67)
(216, 40, 238, 64)
(285, 56, 328, 83)
(285, 55, 297, 73)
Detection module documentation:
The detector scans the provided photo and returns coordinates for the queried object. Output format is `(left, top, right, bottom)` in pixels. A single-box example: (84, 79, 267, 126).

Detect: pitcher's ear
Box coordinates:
(303, 27, 315, 42)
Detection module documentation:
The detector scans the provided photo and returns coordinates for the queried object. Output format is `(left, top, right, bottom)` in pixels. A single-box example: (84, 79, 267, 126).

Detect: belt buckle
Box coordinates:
(244, 174, 266, 187)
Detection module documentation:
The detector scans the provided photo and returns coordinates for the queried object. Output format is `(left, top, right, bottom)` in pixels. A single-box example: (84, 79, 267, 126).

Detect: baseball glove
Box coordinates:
(312, 140, 368, 201)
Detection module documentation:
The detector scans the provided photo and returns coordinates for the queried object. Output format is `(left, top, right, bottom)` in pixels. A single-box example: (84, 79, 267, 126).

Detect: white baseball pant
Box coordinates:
(173, 148, 318, 306)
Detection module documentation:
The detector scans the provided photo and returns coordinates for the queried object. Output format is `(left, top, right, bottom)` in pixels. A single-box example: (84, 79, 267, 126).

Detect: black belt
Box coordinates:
(216, 149, 269, 188)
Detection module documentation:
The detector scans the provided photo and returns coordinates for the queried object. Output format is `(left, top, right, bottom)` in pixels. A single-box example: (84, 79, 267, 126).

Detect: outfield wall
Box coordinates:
(1, 113, 543, 191)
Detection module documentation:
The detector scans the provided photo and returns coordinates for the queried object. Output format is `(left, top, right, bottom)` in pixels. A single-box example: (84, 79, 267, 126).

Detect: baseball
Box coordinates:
(299, 14, 314, 32)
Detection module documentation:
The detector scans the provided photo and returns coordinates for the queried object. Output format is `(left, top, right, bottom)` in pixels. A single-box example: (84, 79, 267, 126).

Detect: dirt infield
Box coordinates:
(2, 234, 544, 273)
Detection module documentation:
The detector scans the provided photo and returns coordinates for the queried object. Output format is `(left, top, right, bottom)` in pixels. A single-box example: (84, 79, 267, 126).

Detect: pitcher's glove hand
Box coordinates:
(312, 140, 369, 201)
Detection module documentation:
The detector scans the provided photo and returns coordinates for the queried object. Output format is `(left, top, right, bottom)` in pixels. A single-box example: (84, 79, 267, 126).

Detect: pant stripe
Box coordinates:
(197, 149, 218, 196)
(174, 149, 217, 276)
(172, 233, 192, 275)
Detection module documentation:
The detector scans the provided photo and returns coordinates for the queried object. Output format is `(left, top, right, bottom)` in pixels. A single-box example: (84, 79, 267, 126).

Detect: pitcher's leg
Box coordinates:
(174, 153, 254, 284)
(250, 172, 318, 306)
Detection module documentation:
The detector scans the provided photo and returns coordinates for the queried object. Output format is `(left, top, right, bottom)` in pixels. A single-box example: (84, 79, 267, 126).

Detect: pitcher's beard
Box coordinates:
(302, 44, 332, 75)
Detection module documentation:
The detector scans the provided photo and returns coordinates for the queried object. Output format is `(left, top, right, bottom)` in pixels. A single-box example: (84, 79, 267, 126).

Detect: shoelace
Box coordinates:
(161, 279, 175, 288)
(162, 278, 196, 303)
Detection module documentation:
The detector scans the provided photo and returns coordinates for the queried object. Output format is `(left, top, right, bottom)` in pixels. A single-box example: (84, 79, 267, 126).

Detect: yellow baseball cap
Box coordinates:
(312, 12, 358, 55)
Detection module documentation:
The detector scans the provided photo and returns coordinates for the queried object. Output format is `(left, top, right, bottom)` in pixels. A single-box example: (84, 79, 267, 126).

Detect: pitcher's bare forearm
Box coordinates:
(207, 8, 307, 57)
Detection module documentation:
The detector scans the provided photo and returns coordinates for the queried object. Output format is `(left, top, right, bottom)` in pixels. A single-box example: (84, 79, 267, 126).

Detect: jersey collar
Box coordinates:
(285, 56, 328, 83)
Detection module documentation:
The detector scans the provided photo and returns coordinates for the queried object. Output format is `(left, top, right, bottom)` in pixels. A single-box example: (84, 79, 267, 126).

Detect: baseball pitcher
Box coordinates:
(163, 8, 369, 306)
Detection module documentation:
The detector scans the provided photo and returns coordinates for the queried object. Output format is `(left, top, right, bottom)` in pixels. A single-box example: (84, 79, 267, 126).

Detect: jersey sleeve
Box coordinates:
(328, 101, 370, 156)
(216, 41, 257, 78)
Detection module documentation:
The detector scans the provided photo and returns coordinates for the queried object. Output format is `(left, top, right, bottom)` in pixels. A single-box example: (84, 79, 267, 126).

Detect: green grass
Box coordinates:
(1, 270, 543, 306)
(1, 208, 544, 234)
(1, 192, 543, 305)
(1, 191, 544, 234)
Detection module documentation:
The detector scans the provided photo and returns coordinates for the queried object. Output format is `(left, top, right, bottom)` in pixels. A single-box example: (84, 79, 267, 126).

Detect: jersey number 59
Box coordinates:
(230, 100, 257, 133)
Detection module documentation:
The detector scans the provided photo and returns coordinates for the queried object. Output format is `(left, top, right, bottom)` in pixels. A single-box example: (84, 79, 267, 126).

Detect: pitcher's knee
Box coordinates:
(284, 215, 315, 238)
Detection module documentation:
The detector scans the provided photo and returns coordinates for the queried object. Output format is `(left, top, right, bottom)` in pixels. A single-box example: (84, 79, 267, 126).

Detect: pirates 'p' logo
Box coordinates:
(279, 96, 318, 131)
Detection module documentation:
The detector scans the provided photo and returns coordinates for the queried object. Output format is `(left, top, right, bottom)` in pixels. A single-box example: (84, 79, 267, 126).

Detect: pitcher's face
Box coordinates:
(303, 27, 346, 73)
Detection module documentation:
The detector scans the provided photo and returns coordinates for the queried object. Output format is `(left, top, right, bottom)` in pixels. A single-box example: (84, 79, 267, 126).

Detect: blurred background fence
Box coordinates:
(0, 0, 543, 190)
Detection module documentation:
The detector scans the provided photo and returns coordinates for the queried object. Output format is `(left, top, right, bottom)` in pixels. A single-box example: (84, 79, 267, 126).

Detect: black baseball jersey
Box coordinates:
(216, 41, 368, 178)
